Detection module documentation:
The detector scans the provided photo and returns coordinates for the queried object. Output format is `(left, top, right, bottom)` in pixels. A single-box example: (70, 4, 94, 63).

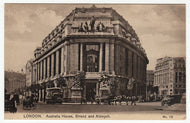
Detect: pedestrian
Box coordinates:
(131, 96, 135, 106)
(131, 96, 137, 106)
(31, 94, 34, 107)
(19, 94, 23, 104)
(126, 96, 130, 105)
(9, 94, 17, 113)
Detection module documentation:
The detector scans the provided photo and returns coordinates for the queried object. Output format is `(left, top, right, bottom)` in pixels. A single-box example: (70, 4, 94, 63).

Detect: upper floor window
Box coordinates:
(84, 44, 100, 72)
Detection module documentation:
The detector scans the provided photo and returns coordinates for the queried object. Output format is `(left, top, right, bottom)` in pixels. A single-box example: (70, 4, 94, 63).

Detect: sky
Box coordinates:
(4, 4, 186, 72)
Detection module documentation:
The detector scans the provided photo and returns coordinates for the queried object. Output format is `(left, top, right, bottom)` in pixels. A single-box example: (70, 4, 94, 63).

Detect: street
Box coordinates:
(5, 102, 186, 113)
(4, 102, 186, 120)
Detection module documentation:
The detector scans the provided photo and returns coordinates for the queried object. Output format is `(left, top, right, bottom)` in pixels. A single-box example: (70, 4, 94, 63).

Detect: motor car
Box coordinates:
(161, 95, 181, 106)
(46, 87, 63, 104)
(23, 96, 34, 110)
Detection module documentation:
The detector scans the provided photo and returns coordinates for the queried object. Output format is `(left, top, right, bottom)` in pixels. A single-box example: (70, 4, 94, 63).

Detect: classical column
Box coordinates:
(40, 61, 43, 80)
(138, 57, 141, 81)
(42, 89, 44, 101)
(43, 59, 46, 79)
(56, 50, 59, 75)
(128, 50, 132, 78)
(38, 62, 40, 81)
(47, 56, 50, 78)
(61, 46, 64, 74)
(51, 53, 54, 77)
(96, 83, 99, 96)
(80, 43, 83, 71)
(64, 42, 68, 75)
(110, 42, 115, 74)
(36, 63, 38, 82)
(99, 43, 103, 72)
(38, 89, 41, 101)
(105, 43, 110, 72)
(133, 54, 137, 79)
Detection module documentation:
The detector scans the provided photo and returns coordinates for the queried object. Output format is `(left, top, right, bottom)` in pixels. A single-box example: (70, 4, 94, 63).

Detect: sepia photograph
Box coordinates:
(3, 2, 187, 120)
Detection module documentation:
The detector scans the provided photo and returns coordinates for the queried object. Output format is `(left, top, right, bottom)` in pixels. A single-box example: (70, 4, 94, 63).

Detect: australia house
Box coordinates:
(30, 6, 149, 103)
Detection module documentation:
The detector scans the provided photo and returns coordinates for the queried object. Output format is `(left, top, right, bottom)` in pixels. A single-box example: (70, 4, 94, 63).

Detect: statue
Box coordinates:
(83, 21, 89, 32)
(97, 22, 105, 32)
(90, 16, 96, 32)
(78, 22, 84, 32)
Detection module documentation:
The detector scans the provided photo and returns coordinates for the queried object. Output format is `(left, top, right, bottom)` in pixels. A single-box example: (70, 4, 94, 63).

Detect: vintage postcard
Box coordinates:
(3, 2, 187, 120)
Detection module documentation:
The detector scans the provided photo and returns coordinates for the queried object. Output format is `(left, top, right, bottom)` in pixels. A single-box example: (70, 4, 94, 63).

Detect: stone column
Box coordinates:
(43, 59, 46, 79)
(61, 46, 64, 74)
(99, 43, 103, 72)
(42, 89, 44, 101)
(38, 62, 40, 81)
(96, 83, 99, 96)
(36, 63, 38, 82)
(80, 43, 83, 71)
(40, 61, 43, 80)
(64, 42, 69, 75)
(84, 85, 86, 99)
(47, 56, 50, 78)
(128, 50, 132, 78)
(138, 57, 141, 81)
(133, 54, 137, 79)
(38, 89, 41, 102)
(110, 42, 115, 74)
(105, 43, 110, 72)
(56, 50, 59, 75)
(51, 53, 54, 77)
(33, 67, 36, 83)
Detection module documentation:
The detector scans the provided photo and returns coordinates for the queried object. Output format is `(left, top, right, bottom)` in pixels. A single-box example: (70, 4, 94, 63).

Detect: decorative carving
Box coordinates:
(127, 78, 135, 90)
(78, 16, 108, 33)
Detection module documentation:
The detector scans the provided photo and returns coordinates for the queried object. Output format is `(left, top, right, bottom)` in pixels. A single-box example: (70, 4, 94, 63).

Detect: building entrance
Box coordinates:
(86, 83, 96, 102)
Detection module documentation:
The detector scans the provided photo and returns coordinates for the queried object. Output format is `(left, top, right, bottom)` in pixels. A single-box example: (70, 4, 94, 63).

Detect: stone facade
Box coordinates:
(154, 57, 186, 97)
(25, 59, 33, 87)
(146, 70, 154, 101)
(30, 6, 149, 102)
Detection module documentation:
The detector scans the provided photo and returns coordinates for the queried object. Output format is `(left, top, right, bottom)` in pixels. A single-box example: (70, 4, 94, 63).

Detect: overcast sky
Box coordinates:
(4, 4, 186, 72)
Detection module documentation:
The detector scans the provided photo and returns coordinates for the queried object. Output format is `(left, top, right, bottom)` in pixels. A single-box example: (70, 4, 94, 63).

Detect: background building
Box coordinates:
(26, 59, 34, 87)
(146, 70, 154, 101)
(154, 57, 186, 97)
(29, 5, 149, 103)
(4, 71, 26, 94)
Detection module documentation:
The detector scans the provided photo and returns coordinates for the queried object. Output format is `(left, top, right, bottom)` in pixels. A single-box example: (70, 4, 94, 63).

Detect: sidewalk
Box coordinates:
(136, 102, 161, 106)
(37, 101, 162, 105)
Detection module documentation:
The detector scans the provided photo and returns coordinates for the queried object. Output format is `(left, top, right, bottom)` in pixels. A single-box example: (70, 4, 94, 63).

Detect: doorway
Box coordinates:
(86, 83, 96, 102)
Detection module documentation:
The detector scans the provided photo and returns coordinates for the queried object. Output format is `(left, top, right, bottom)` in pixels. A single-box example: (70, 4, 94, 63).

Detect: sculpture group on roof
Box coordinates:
(78, 16, 106, 33)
